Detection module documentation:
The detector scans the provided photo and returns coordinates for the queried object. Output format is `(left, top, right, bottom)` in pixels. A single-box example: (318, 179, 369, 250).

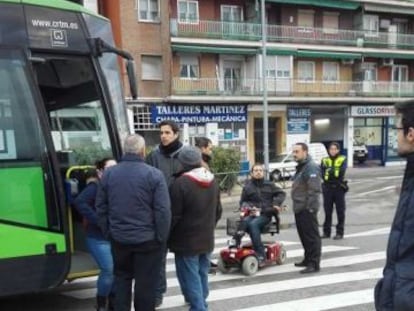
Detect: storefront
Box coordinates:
(350, 105, 399, 165)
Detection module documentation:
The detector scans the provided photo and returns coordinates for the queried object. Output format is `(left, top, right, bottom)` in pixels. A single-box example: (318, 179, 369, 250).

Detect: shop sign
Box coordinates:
(351, 106, 395, 117)
(150, 105, 247, 124)
(287, 107, 310, 134)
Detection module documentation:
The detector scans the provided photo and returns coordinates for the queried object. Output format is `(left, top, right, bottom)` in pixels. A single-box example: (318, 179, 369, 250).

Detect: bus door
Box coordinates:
(0, 47, 68, 297)
(31, 53, 117, 280)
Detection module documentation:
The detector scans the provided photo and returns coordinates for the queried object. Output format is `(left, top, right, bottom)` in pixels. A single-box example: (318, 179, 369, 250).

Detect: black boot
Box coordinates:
(107, 293, 115, 311)
(96, 295, 107, 311)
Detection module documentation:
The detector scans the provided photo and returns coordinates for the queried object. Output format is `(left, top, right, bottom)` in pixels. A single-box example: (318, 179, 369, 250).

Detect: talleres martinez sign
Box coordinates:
(151, 105, 247, 124)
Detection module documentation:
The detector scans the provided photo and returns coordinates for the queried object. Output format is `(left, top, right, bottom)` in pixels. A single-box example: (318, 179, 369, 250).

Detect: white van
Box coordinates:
(308, 142, 329, 166)
(268, 142, 328, 181)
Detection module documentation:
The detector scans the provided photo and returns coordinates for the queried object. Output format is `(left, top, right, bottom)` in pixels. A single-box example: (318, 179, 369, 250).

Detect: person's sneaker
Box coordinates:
(321, 234, 330, 239)
(333, 234, 344, 240)
(258, 257, 266, 268)
(228, 238, 237, 248)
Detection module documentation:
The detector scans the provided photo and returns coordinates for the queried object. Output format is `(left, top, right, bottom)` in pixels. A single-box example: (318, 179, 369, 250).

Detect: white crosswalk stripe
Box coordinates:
(234, 289, 375, 311)
(60, 227, 389, 310)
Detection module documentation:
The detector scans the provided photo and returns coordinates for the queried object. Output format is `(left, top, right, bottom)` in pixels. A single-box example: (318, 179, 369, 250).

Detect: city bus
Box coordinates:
(0, 0, 137, 297)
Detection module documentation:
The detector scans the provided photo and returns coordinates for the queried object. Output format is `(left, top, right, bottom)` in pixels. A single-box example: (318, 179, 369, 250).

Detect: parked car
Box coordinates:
(268, 153, 297, 181)
(353, 143, 368, 163)
(268, 142, 328, 181)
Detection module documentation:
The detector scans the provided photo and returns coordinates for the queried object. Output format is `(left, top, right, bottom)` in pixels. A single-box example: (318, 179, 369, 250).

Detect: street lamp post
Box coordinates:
(261, 0, 269, 178)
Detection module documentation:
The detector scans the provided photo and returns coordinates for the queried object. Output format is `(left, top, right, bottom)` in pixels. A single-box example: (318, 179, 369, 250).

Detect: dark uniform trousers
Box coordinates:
(294, 209, 321, 268)
(322, 184, 346, 236)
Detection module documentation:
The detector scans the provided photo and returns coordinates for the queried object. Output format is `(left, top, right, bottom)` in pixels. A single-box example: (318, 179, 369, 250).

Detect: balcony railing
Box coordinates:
(172, 78, 414, 97)
(170, 19, 414, 49)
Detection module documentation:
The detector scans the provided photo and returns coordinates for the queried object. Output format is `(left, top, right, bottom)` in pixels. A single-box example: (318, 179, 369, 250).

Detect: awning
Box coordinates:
(364, 52, 414, 60)
(266, 0, 360, 10)
(266, 48, 297, 56)
(171, 45, 258, 55)
(297, 50, 361, 59)
(364, 4, 414, 15)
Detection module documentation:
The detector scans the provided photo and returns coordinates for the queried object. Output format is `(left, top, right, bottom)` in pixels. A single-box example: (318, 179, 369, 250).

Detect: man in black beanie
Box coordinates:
(169, 146, 222, 311)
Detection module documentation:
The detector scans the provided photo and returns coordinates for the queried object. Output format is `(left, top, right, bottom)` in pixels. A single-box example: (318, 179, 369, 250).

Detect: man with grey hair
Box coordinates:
(96, 134, 171, 311)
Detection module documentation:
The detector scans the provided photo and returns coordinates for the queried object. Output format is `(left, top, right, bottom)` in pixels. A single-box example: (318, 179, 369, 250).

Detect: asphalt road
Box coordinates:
(0, 164, 405, 311)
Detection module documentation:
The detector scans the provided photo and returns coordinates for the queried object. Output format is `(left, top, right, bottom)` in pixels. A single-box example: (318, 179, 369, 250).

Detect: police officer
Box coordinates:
(291, 143, 322, 274)
(321, 142, 347, 240)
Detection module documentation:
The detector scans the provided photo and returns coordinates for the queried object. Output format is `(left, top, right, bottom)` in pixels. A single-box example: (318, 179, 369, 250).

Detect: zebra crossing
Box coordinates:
(61, 227, 389, 310)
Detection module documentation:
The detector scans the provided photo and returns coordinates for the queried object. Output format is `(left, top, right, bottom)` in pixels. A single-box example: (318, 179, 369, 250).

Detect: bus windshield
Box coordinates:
(33, 54, 114, 165)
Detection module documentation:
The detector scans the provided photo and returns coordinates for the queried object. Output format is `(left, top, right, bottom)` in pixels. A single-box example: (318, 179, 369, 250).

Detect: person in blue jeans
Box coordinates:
(232, 163, 286, 266)
(169, 146, 222, 311)
(74, 158, 117, 311)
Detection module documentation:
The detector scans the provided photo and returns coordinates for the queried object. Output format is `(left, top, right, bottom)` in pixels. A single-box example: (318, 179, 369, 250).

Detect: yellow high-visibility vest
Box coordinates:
(322, 155, 346, 181)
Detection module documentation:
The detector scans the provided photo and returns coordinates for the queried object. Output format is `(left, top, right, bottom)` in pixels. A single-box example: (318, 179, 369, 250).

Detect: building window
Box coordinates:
(178, 0, 199, 23)
(130, 105, 158, 131)
(221, 5, 243, 22)
(179, 55, 199, 79)
(322, 62, 339, 82)
(323, 12, 339, 34)
(297, 61, 315, 82)
(139, 0, 159, 22)
(363, 15, 379, 37)
(141, 55, 163, 80)
(298, 10, 314, 29)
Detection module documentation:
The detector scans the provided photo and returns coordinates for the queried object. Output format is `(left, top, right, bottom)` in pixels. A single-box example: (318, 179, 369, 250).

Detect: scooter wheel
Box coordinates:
(217, 256, 231, 274)
(241, 256, 259, 276)
(276, 246, 287, 265)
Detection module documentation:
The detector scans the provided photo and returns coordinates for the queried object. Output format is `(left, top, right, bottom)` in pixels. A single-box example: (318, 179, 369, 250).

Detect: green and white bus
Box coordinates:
(0, 0, 136, 297)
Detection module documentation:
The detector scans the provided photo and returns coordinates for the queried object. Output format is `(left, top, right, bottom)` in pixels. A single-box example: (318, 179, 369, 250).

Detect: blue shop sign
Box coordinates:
(287, 122, 309, 133)
(287, 107, 311, 134)
(151, 105, 247, 124)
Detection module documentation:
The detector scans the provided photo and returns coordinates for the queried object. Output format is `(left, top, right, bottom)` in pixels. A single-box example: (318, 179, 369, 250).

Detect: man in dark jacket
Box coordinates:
(169, 146, 221, 311)
(375, 101, 414, 311)
(146, 120, 183, 187)
(321, 142, 347, 240)
(233, 163, 286, 266)
(96, 134, 171, 311)
(146, 120, 183, 306)
(291, 142, 322, 274)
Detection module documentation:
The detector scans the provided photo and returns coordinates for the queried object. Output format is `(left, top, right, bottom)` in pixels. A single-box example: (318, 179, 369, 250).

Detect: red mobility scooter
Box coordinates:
(217, 205, 287, 276)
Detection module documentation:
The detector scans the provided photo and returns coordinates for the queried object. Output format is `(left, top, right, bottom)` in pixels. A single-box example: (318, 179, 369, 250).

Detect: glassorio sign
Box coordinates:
(150, 105, 247, 124)
(351, 106, 395, 117)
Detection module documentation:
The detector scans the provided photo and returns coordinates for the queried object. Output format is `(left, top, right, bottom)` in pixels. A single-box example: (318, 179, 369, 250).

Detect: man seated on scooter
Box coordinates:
(231, 163, 286, 266)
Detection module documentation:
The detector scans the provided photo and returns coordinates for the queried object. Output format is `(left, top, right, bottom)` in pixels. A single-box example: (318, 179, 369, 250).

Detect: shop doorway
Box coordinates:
(353, 117, 385, 165)
(254, 117, 278, 163)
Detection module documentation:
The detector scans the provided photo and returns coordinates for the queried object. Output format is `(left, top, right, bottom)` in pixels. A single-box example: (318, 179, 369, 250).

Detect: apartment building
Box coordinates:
(99, 0, 414, 166)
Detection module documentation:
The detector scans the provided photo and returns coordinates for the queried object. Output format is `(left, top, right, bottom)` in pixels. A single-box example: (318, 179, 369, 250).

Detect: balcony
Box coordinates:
(170, 19, 414, 49)
(172, 78, 414, 97)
